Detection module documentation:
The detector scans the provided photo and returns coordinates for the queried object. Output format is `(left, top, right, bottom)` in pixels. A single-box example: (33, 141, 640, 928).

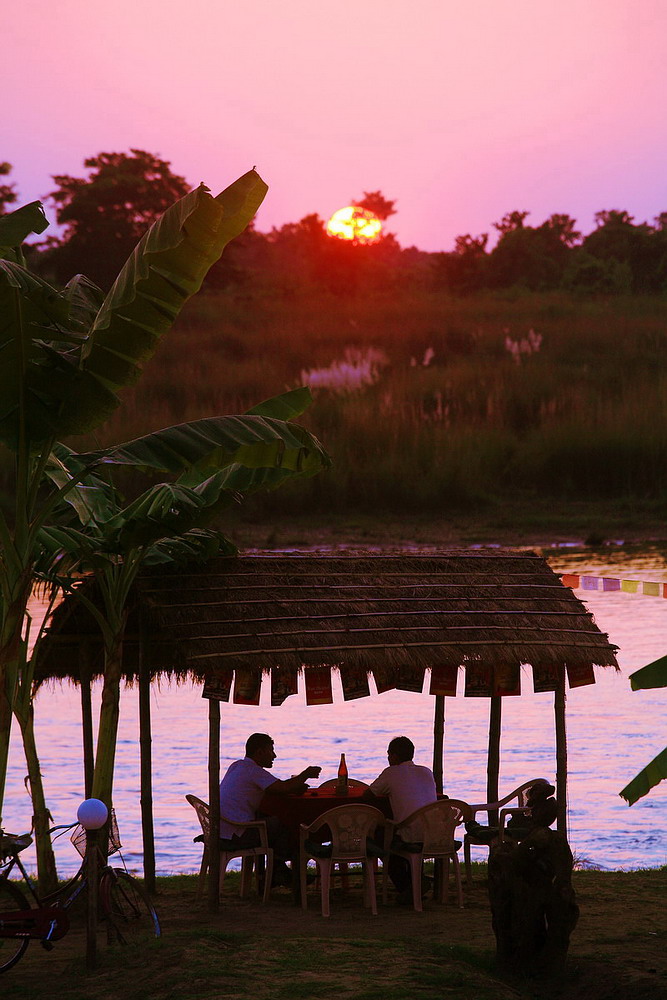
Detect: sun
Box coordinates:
(326, 206, 383, 244)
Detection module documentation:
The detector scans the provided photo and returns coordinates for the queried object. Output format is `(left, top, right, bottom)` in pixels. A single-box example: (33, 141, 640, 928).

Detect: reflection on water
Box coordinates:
(4, 546, 666, 876)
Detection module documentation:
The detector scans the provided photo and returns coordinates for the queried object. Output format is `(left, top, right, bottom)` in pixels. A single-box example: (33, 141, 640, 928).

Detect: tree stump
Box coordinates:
(488, 827, 579, 977)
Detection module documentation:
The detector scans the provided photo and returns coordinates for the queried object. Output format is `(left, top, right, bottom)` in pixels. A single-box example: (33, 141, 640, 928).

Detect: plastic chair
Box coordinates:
(382, 798, 469, 912)
(463, 778, 552, 883)
(317, 778, 369, 789)
(299, 804, 385, 917)
(185, 794, 274, 903)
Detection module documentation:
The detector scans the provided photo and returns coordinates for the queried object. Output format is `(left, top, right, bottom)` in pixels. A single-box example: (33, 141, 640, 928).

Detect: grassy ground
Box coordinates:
(2, 866, 665, 1000)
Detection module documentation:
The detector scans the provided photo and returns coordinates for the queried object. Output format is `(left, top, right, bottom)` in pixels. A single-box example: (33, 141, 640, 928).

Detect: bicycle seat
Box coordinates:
(0, 831, 33, 859)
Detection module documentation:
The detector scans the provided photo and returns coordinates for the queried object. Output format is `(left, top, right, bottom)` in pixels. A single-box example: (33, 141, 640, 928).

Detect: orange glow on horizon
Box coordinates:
(326, 206, 383, 244)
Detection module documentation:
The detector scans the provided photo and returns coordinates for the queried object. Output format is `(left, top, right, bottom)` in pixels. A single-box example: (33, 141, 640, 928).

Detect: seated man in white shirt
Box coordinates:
(219, 732, 321, 886)
(365, 735, 437, 901)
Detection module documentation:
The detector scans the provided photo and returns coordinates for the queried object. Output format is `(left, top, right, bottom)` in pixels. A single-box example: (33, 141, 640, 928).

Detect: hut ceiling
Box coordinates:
(35, 550, 618, 683)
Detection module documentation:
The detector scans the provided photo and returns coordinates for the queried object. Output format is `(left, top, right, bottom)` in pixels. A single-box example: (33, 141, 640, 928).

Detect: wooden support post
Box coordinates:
(487, 695, 502, 826)
(208, 698, 221, 912)
(85, 828, 98, 971)
(79, 642, 94, 799)
(432, 695, 445, 794)
(555, 668, 568, 836)
(138, 622, 156, 893)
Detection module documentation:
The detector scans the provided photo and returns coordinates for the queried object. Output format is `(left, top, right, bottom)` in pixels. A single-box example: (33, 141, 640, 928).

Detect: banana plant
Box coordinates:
(37, 387, 329, 809)
(0, 171, 270, 866)
(620, 654, 667, 804)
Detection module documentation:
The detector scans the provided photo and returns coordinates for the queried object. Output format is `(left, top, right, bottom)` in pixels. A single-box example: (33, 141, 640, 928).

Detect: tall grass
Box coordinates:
(56, 288, 667, 513)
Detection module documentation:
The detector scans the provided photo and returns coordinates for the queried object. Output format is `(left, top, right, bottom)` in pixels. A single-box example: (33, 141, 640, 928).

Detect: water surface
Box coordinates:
(4, 546, 666, 876)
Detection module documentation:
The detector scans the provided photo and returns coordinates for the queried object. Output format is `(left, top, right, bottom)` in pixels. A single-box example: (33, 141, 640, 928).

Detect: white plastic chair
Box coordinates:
(382, 798, 469, 912)
(185, 794, 274, 903)
(463, 778, 552, 883)
(299, 803, 385, 917)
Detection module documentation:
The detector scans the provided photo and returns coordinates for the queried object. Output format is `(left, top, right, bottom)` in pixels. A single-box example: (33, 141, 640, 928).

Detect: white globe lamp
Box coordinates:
(77, 798, 108, 830)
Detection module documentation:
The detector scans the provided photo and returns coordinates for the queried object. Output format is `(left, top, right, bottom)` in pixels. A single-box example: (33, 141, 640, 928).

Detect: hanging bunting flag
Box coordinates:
(561, 573, 666, 596)
(494, 663, 521, 696)
(233, 666, 262, 705)
(429, 664, 458, 697)
(464, 663, 493, 697)
(270, 665, 299, 706)
(305, 665, 334, 705)
(202, 667, 233, 701)
(372, 666, 396, 694)
(566, 662, 596, 688)
(340, 665, 371, 701)
(395, 665, 426, 693)
(532, 663, 561, 693)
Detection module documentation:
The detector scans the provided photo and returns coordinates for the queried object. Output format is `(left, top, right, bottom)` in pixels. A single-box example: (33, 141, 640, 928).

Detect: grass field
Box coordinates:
(63, 288, 666, 518)
(2, 866, 665, 1000)
(2, 288, 663, 537)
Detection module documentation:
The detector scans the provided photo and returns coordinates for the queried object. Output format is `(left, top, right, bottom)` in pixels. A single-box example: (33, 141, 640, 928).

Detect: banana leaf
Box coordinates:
(62, 275, 106, 332)
(80, 172, 267, 395)
(619, 746, 667, 805)
(630, 653, 667, 690)
(78, 409, 331, 479)
(0, 201, 48, 260)
(0, 261, 118, 447)
(0, 171, 268, 448)
(45, 444, 122, 525)
(245, 386, 314, 420)
(143, 527, 236, 565)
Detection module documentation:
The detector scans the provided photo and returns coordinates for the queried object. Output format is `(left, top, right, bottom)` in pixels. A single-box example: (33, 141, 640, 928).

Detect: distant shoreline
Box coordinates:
(227, 502, 667, 554)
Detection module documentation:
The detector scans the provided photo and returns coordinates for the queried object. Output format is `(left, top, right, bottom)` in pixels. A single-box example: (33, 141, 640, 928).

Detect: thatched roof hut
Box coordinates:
(34, 548, 618, 895)
(36, 549, 617, 683)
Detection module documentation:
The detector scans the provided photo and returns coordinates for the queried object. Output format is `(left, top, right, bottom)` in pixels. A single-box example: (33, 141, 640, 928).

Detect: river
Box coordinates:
(4, 545, 666, 876)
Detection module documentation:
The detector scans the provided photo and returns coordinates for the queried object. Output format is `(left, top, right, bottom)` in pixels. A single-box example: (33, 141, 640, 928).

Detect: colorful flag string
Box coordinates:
(560, 574, 667, 597)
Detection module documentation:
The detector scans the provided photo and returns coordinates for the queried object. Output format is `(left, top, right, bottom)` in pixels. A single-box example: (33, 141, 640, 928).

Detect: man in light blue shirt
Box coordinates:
(366, 736, 437, 901)
(220, 733, 321, 885)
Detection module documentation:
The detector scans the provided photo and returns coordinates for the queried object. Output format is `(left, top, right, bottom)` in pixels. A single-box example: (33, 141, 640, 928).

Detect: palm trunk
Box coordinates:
(17, 706, 58, 894)
(0, 589, 30, 823)
(0, 680, 13, 827)
(91, 630, 125, 810)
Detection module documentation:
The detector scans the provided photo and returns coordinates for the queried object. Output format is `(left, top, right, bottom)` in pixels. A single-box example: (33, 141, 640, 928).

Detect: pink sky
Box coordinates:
(5, 0, 667, 251)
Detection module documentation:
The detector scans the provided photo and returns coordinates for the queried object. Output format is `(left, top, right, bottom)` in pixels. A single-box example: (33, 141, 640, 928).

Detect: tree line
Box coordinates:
(3, 150, 667, 295)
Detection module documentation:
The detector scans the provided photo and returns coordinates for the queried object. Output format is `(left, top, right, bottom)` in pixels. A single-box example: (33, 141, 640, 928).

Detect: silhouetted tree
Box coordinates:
(0, 162, 17, 215)
(488, 212, 580, 290)
(44, 150, 189, 288)
(542, 213, 581, 247)
(583, 210, 659, 292)
(493, 210, 530, 236)
(352, 190, 397, 221)
(562, 248, 633, 294)
(433, 233, 489, 292)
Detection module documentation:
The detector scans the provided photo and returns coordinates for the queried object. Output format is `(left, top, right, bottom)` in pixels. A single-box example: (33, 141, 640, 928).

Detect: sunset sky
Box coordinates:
(5, 0, 667, 251)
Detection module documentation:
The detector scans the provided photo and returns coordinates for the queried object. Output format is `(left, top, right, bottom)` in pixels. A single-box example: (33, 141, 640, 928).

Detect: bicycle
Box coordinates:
(0, 814, 160, 972)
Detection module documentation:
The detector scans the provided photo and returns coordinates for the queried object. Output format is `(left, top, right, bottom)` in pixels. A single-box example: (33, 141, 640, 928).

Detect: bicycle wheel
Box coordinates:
(101, 870, 161, 944)
(0, 879, 30, 973)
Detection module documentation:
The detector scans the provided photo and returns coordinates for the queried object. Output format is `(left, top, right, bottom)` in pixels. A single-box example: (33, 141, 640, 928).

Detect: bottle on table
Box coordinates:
(336, 752, 348, 795)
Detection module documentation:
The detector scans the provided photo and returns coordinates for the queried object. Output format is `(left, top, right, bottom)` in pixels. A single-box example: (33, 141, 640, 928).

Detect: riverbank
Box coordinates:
(226, 498, 667, 552)
(3, 867, 665, 1000)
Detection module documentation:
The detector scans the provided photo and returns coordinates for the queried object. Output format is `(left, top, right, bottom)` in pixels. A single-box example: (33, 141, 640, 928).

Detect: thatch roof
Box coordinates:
(34, 550, 618, 691)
